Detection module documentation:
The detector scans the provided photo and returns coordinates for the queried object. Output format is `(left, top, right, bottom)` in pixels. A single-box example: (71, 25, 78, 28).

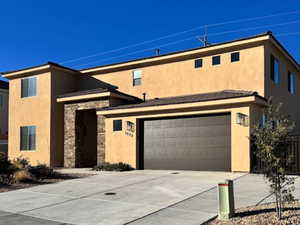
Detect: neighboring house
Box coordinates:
(1, 32, 299, 172)
(0, 80, 9, 154)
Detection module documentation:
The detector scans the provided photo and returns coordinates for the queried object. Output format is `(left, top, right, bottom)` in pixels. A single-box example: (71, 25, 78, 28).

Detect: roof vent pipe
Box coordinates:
(142, 93, 146, 102)
(155, 49, 160, 56)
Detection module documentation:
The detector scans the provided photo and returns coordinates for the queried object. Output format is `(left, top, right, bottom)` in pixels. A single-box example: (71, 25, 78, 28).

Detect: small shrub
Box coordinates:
(14, 170, 34, 183)
(93, 162, 134, 172)
(0, 153, 16, 175)
(28, 164, 54, 179)
(0, 153, 17, 184)
(12, 157, 30, 170)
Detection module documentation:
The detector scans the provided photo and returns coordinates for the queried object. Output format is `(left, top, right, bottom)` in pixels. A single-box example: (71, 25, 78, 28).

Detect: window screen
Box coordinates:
(212, 56, 221, 65)
(133, 70, 142, 86)
(20, 126, 36, 151)
(194, 59, 203, 68)
(231, 52, 240, 62)
(21, 77, 37, 98)
(270, 55, 280, 84)
(113, 120, 122, 131)
(288, 71, 295, 94)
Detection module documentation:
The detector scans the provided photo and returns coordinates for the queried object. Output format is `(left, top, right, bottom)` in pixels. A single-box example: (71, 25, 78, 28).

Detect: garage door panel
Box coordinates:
(145, 136, 230, 147)
(149, 126, 227, 139)
(142, 114, 231, 171)
(148, 116, 230, 127)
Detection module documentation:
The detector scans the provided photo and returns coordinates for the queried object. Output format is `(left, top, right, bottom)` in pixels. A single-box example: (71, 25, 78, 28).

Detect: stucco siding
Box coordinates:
(0, 88, 8, 140)
(8, 72, 52, 165)
(264, 43, 300, 133)
(91, 45, 265, 100)
(50, 69, 78, 166)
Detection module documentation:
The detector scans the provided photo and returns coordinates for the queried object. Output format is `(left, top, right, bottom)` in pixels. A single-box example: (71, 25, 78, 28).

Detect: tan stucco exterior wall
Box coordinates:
(5, 34, 300, 171)
(8, 72, 52, 165)
(50, 69, 78, 166)
(90, 45, 265, 100)
(264, 43, 300, 133)
(0, 88, 9, 140)
(104, 103, 252, 172)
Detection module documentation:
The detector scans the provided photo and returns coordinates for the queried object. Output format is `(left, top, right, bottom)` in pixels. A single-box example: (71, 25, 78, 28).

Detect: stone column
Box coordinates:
(97, 115, 105, 165)
(63, 99, 109, 168)
(64, 104, 76, 168)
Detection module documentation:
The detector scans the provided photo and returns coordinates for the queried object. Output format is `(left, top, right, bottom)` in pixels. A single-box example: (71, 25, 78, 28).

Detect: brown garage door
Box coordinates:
(141, 113, 231, 171)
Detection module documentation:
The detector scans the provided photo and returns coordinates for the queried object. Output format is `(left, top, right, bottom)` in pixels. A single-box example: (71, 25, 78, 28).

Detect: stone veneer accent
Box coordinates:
(97, 115, 105, 165)
(64, 99, 109, 168)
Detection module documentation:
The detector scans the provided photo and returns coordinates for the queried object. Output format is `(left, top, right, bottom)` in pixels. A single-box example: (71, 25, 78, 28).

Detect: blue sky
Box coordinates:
(1, 0, 300, 81)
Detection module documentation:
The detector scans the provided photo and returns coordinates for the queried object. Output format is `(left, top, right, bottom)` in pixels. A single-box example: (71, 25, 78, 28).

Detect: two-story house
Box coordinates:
(1, 32, 299, 172)
(0, 80, 9, 154)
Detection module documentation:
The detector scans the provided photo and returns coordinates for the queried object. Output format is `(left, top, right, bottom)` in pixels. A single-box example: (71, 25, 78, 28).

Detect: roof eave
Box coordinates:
(57, 91, 138, 103)
(97, 95, 267, 116)
(268, 34, 300, 70)
(1, 62, 78, 79)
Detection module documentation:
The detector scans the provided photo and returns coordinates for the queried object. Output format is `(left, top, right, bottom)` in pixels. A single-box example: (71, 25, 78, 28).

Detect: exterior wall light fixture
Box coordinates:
(236, 113, 249, 126)
(126, 121, 135, 132)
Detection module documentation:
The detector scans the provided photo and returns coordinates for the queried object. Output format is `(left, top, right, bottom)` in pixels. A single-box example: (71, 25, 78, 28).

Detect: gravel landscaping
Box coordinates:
(205, 201, 300, 225)
(0, 173, 92, 193)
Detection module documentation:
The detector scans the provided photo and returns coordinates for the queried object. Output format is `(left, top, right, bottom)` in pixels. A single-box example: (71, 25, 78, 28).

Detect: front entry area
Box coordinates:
(75, 109, 97, 167)
(63, 98, 109, 168)
(140, 113, 231, 171)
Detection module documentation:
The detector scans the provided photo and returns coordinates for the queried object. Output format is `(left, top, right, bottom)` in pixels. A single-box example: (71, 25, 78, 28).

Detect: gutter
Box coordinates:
(97, 95, 267, 116)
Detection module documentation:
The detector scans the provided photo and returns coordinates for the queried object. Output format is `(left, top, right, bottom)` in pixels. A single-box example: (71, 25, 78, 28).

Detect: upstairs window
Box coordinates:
(288, 71, 295, 94)
(20, 126, 36, 151)
(21, 77, 37, 98)
(133, 70, 142, 86)
(194, 59, 203, 68)
(113, 120, 122, 131)
(270, 55, 280, 84)
(260, 113, 267, 128)
(212, 55, 221, 65)
(231, 52, 240, 62)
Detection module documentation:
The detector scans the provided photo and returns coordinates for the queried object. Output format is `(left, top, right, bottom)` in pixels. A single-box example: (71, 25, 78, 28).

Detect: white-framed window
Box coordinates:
(260, 113, 267, 128)
(231, 52, 240, 62)
(133, 70, 142, 86)
(21, 77, 37, 98)
(194, 58, 203, 68)
(288, 71, 295, 94)
(212, 55, 221, 65)
(270, 55, 280, 84)
(20, 126, 36, 151)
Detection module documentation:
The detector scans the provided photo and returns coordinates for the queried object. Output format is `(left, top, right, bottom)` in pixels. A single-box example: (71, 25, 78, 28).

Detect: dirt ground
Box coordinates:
(205, 201, 300, 225)
(0, 173, 92, 193)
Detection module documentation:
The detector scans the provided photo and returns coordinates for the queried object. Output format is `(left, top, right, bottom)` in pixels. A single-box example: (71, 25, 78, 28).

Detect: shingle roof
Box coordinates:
(97, 90, 263, 111)
(57, 88, 141, 101)
(1, 61, 78, 75)
(0, 80, 9, 89)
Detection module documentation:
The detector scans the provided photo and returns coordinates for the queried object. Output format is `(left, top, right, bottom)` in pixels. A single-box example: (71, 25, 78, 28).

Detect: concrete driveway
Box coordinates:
(0, 170, 299, 225)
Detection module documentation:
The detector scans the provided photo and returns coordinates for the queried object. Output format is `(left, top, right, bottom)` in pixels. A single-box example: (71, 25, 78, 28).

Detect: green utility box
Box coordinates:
(218, 179, 235, 220)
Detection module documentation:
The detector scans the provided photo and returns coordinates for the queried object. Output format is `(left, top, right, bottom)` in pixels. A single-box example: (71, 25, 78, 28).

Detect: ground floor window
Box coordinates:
(113, 120, 122, 131)
(20, 126, 36, 151)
